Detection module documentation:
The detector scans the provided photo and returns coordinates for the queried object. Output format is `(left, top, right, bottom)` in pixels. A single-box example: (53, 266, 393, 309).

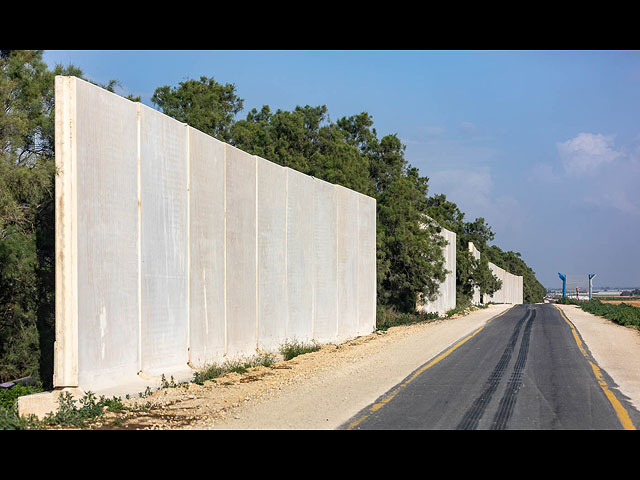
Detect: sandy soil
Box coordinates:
(90, 302, 640, 430)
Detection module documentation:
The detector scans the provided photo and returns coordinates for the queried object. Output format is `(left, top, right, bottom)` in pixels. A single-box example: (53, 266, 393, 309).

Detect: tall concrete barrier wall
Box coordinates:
(418, 226, 456, 315)
(51, 76, 376, 395)
(468, 242, 481, 305)
(484, 262, 523, 304)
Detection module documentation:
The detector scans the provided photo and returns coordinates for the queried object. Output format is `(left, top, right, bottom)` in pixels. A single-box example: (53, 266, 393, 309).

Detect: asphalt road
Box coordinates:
(342, 303, 640, 430)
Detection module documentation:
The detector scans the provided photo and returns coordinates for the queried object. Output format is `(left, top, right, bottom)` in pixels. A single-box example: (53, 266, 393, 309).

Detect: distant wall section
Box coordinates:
(468, 242, 481, 305)
(418, 226, 456, 315)
(484, 262, 523, 305)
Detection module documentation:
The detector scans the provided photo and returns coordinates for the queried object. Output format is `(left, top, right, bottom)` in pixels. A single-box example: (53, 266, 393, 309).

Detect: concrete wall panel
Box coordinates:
(286, 168, 315, 343)
(486, 262, 522, 304)
(225, 144, 257, 357)
(257, 157, 288, 351)
(337, 186, 359, 340)
(75, 79, 140, 390)
(139, 104, 189, 375)
(357, 194, 377, 336)
(312, 178, 338, 343)
(188, 128, 225, 366)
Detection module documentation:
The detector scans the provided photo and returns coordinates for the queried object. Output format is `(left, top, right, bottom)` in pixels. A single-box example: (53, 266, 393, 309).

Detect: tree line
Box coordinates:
(0, 50, 545, 387)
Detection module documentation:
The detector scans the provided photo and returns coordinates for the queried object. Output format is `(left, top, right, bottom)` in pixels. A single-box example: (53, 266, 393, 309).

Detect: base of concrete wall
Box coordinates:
(17, 387, 86, 420)
(17, 366, 197, 420)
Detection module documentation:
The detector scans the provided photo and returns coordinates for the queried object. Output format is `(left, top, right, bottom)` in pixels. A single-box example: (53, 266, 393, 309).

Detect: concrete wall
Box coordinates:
(53, 76, 376, 394)
(418, 226, 456, 315)
(484, 262, 523, 304)
(468, 242, 481, 305)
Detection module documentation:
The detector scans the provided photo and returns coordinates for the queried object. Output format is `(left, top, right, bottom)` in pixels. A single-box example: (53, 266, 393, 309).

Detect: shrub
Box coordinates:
(376, 305, 440, 331)
(557, 297, 640, 329)
(279, 341, 321, 361)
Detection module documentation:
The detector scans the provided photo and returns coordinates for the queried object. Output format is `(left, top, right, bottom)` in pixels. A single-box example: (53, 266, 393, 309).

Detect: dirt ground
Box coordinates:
(89, 304, 509, 430)
(87, 302, 640, 430)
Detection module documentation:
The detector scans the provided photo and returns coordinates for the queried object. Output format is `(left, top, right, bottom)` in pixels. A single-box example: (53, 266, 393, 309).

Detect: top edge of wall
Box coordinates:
(487, 261, 522, 280)
(56, 75, 376, 202)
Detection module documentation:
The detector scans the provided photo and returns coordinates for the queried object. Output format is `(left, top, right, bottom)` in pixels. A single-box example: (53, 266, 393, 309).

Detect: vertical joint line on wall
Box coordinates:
(335, 186, 339, 339)
(255, 156, 259, 351)
(284, 169, 289, 339)
(186, 126, 191, 364)
(223, 145, 227, 357)
(356, 196, 360, 336)
(136, 103, 142, 374)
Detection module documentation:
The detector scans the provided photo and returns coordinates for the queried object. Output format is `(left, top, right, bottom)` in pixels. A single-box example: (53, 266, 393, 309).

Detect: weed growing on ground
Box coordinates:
(376, 305, 441, 331)
(279, 341, 321, 361)
(193, 353, 277, 385)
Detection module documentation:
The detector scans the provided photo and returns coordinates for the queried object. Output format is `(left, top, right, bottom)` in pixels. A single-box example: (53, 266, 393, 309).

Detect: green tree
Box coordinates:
(151, 76, 243, 143)
(335, 114, 447, 311)
(0, 50, 139, 386)
(1, 50, 58, 384)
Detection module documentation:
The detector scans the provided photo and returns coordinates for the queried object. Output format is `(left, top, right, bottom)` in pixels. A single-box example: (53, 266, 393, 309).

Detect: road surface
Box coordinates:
(342, 303, 640, 430)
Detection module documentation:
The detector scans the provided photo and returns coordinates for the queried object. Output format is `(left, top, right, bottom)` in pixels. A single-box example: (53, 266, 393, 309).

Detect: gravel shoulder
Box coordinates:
(96, 302, 640, 430)
(105, 304, 511, 430)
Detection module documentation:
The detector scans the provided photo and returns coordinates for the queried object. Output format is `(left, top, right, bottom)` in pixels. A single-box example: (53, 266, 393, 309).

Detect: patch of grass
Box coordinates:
(376, 305, 441, 331)
(0, 383, 45, 430)
(41, 391, 129, 428)
(279, 341, 321, 361)
(193, 353, 276, 385)
(0, 406, 41, 430)
(0, 383, 42, 411)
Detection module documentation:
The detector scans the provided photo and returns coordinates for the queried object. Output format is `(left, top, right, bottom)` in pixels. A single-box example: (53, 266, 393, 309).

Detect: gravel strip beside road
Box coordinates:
(189, 304, 513, 430)
(103, 302, 640, 430)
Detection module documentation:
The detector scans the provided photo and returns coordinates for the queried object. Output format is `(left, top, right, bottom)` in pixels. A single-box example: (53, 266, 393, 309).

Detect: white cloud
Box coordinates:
(429, 169, 493, 211)
(423, 125, 445, 137)
(602, 191, 640, 216)
(528, 162, 560, 183)
(429, 168, 529, 240)
(557, 133, 623, 175)
(458, 121, 476, 136)
(554, 133, 640, 217)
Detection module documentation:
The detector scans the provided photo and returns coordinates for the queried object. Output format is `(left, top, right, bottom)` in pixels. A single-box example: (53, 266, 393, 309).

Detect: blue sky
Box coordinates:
(42, 50, 640, 289)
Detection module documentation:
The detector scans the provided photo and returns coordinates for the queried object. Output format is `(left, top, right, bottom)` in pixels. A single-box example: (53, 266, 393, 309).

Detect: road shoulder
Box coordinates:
(198, 304, 513, 430)
(556, 303, 640, 412)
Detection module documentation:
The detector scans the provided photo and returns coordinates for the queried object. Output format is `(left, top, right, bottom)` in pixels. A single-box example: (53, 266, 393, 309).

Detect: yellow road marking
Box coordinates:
(345, 306, 514, 429)
(553, 304, 636, 430)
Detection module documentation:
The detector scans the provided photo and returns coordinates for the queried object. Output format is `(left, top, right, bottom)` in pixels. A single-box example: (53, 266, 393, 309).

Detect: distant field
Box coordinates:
(601, 300, 640, 307)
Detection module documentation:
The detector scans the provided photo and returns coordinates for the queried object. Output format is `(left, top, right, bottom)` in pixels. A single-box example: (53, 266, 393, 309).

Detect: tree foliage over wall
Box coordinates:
(0, 51, 138, 386)
(0, 51, 545, 385)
